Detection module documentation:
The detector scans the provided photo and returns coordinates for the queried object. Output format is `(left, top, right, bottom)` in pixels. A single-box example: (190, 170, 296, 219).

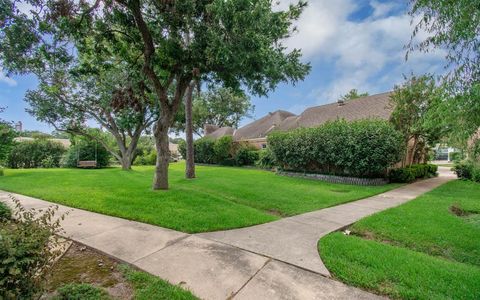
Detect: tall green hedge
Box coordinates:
(6, 139, 66, 169)
(181, 136, 258, 166)
(268, 119, 404, 178)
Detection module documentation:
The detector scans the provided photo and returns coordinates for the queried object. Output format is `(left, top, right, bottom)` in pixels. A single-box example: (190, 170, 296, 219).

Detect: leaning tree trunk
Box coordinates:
(185, 81, 196, 179)
(153, 120, 171, 190)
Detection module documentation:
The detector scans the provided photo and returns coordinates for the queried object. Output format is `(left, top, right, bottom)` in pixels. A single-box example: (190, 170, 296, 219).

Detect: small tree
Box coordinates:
(389, 75, 445, 166)
(174, 87, 254, 136)
(339, 89, 369, 101)
(24, 54, 158, 170)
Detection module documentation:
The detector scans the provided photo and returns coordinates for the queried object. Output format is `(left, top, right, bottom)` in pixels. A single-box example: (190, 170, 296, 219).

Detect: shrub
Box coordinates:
(178, 140, 186, 159)
(55, 283, 109, 300)
(389, 168, 416, 183)
(194, 138, 216, 164)
(0, 202, 11, 221)
(268, 119, 405, 178)
(389, 164, 438, 183)
(63, 140, 111, 168)
(6, 139, 66, 169)
(255, 148, 276, 169)
(234, 144, 259, 166)
(214, 136, 235, 165)
(133, 150, 157, 165)
(0, 168, 3, 176)
(0, 196, 66, 299)
(449, 151, 464, 162)
(453, 160, 480, 182)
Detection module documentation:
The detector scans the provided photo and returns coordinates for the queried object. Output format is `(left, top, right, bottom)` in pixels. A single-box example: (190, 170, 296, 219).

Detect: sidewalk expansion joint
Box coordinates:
(229, 258, 271, 299)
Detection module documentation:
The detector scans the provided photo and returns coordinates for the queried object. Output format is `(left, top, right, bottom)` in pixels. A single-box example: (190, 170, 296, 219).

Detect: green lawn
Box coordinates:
(0, 163, 398, 233)
(121, 266, 198, 300)
(319, 180, 480, 299)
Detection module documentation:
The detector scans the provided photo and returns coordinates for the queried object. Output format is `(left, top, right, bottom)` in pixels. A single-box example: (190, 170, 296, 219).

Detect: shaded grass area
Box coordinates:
(319, 180, 480, 299)
(0, 163, 398, 233)
(46, 243, 197, 300)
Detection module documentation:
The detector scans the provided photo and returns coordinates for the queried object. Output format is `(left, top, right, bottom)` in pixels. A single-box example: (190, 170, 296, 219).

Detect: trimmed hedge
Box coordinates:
(268, 119, 405, 178)
(234, 144, 259, 166)
(214, 136, 236, 165)
(184, 137, 259, 166)
(389, 164, 438, 183)
(255, 148, 276, 169)
(6, 139, 66, 169)
(194, 138, 217, 164)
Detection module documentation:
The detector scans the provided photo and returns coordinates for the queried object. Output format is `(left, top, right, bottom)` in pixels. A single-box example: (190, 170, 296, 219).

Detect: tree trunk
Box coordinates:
(185, 81, 196, 179)
(119, 151, 133, 170)
(153, 120, 170, 190)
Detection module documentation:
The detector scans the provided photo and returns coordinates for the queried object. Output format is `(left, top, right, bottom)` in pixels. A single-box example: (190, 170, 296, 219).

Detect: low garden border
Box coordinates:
(277, 171, 388, 186)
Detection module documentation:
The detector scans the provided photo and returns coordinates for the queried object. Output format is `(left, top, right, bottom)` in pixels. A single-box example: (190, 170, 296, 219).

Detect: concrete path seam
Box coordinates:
(229, 258, 272, 299)
(131, 234, 191, 264)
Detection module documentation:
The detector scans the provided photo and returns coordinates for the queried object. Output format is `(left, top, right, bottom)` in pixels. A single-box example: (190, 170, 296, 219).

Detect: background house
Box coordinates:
(205, 92, 393, 149)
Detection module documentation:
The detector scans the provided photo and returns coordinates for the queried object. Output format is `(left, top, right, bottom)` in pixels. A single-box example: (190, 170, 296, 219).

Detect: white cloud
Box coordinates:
(370, 0, 398, 19)
(278, 0, 446, 103)
(0, 70, 17, 87)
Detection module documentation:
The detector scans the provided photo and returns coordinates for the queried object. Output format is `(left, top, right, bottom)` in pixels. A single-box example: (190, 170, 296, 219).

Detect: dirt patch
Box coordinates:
(450, 204, 480, 228)
(266, 209, 284, 217)
(449, 204, 471, 217)
(44, 243, 134, 300)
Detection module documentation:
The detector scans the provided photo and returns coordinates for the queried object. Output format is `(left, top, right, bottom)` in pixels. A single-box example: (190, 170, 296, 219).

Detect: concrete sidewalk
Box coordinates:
(198, 167, 456, 276)
(0, 167, 454, 300)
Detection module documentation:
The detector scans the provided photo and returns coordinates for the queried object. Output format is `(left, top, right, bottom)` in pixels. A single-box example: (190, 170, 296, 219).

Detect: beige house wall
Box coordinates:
(240, 138, 268, 150)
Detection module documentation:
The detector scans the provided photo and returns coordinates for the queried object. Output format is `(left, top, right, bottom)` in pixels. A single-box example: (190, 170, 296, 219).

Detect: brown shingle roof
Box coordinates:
(233, 110, 296, 140)
(206, 126, 235, 139)
(204, 92, 394, 141)
(276, 92, 393, 131)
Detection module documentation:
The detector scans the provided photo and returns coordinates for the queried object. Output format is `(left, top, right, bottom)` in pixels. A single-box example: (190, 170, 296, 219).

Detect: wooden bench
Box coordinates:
(77, 161, 97, 168)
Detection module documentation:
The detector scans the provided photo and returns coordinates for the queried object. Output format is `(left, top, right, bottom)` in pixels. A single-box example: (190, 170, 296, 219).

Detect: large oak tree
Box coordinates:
(1, 0, 310, 189)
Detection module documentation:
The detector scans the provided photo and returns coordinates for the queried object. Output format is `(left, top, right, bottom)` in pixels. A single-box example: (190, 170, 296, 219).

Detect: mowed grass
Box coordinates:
(0, 163, 398, 233)
(319, 180, 480, 299)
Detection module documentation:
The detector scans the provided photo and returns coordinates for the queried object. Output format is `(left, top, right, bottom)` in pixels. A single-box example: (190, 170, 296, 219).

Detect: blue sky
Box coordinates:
(0, 0, 446, 133)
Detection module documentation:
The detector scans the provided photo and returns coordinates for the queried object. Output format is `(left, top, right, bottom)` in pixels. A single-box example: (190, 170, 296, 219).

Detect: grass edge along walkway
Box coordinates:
(319, 180, 480, 300)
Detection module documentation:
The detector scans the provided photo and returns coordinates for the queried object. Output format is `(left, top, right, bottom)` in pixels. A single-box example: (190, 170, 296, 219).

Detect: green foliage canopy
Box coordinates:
(0, 0, 311, 188)
(409, 0, 480, 89)
(174, 87, 254, 136)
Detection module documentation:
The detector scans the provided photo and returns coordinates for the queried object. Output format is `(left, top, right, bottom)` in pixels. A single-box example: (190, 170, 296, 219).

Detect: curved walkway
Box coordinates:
(0, 167, 455, 300)
(198, 167, 456, 276)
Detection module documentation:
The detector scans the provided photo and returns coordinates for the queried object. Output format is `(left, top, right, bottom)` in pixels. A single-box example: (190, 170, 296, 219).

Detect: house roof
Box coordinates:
(204, 92, 394, 141)
(206, 126, 235, 139)
(276, 92, 393, 131)
(233, 110, 296, 140)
